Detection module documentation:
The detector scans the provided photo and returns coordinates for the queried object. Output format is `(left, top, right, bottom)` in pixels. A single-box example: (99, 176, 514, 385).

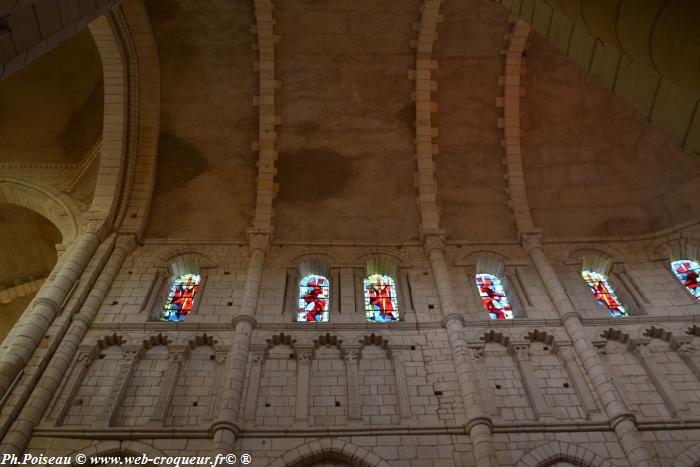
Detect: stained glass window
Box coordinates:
(474, 273, 513, 320)
(672, 260, 700, 300)
(162, 273, 201, 321)
(364, 274, 399, 322)
(581, 270, 627, 317)
(298, 274, 330, 322)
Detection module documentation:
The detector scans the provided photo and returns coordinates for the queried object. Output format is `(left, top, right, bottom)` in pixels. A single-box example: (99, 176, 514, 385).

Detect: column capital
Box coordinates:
(520, 230, 543, 252)
(465, 416, 494, 434)
(342, 346, 361, 362)
(422, 234, 446, 255)
(114, 233, 138, 252)
(247, 230, 271, 253)
(441, 313, 464, 328)
(232, 314, 257, 330)
(295, 345, 314, 364)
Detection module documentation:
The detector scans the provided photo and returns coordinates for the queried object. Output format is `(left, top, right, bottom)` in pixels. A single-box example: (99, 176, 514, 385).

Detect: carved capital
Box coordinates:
(247, 231, 271, 253)
(342, 346, 361, 362)
(520, 231, 543, 252)
(115, 234, 138, 252)
(232, 314, 257, 330)
(423, 235, 445, 255)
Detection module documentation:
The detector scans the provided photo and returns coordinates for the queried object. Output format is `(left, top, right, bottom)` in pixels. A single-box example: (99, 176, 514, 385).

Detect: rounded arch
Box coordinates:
(515, 440, 615, 467)
(672, 443, 700, 467)
(560, 245, 623, 267)
(267, 439, 392, 467)
(156, 249, 218, 270)
(354, 249, 410, 268)
(0, 178, 81, 244)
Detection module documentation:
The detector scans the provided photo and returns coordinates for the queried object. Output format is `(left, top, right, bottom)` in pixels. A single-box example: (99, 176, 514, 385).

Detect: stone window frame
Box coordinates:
(359, 256, 406, 323)
(654, 238, 700, 304)
(456, 251, 531, 319)
(564, 251, 647, 317)
(144, 255, 208, 322)
(291, 259, 333, 323)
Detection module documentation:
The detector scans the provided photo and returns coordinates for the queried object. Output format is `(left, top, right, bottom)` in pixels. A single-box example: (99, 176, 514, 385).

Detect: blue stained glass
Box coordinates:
(672, 260, 700, 300)
(364, 274, 399, 322)
(162, 273, 201, 321)
(581, 270, 627, 317)
(298, 274, 330, 322)
(475, 273, 513, 320)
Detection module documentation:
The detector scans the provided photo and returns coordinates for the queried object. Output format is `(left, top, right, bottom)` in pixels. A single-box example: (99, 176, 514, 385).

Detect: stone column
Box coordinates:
(151, 346, 186, 426)
(105, 345, 141, 426)
(49, 349, 95, 426)
(522, 233, 658, 467)
(294, 346, 313, 422)
(0, 234, 135, 454)
(207, 349, 229, 422)
(242, 349, 265, 423)
(424, 235, 496, 467)
(343, 346, 362, 421)
(632, 341, 689, 419)
(339, 268, 356, 314)
(353, 269, 365, 315)
(211, 232, 269, 455)
(0, 226, 103, 397)
(557, 345, 598, 419)
(391, 350, 412, 420)
(511, 343, 552, 420)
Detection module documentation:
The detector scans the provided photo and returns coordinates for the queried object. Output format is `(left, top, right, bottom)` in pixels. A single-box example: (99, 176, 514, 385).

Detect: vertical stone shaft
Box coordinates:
(633, 344, 688, 418)
(295, 349, 312, 421)
(425, 237, 496, 467)
(513, 346, 551, 419)
(242, 353, 264, 422)
(0, 234, 133, 454)
(523, 234, 658, 467)
(211, 237, 267, 454)
(151, 349, 184, 425)
(0, 230, 102, 397)
(392, 353, 412, 420)
(344, 349, 362, 420)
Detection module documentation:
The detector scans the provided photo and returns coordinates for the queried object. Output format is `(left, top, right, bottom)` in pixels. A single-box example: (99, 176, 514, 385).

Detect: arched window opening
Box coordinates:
(671, 259, 700, 300)
(298, 274, 330, 322)
(475, 273, 513, 320)
(162, 273, 201, 321)
(581, 270, 627, 317)
(364, 274, 399, 322)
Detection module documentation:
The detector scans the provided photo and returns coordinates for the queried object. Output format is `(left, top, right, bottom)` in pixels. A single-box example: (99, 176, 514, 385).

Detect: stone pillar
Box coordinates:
(294, 346, 313, 422)
(511, 343, 552, 420)
(343, 346, 362, 421)
(424, 235, 497, 467)
(522, 233, 658, 467)
(0, 227, 103, 397)
(0, 234, 134, 454)
(353, 269, 365, 315)
(391, 351, 412, 420)
(242, 349, 265, 423)
(632, 341, 689, 419)
(207, 349, 229, 422)
(151, 346, 186, 426)
(105, 345, 141, 427)
(211, 233, 269, 455)
(557, 345, 599, 419)
(49, 349, 95, 426)
(339, 268, 356, 315)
